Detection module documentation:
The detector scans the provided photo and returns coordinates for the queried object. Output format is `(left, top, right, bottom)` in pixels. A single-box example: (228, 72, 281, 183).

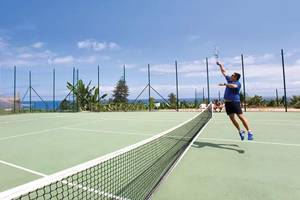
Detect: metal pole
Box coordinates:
(202, 87, 205, 103)
(29, 70, 32, 112)
(276, 89, 279, 107)
(205, 57, 210, 103)
(77, 69, 79, 82)
(123, 65, 126, 82)
(76, 69, 79, 112)
(53, 68, 55, 111)
(148, 64, 151, 111)
(175, 60, 179, 111)
(72, 67, 75, 112)
(194, 88, 197, 107)
(13, 66, 16, 113)
(281, 49, 288, 112)
(241, 54, 247, 112)
(218, 90, 221, 101)
(98, 65, 100, 103)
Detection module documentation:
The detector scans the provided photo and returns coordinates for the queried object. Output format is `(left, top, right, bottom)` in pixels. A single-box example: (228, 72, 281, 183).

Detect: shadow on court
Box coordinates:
(192, 141, 245, 154)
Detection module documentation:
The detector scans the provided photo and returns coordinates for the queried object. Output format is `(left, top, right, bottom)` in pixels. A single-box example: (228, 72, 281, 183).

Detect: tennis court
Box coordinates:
(0, 109, 211, 199)
(153, 112, 300, 200)
(1, 109, 300, 199)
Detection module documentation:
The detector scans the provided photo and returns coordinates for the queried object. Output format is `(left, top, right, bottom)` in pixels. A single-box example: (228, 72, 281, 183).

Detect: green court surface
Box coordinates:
(0, 112, 197, 193)
(153, 112, 300, 200)
(1, 111, 300, 200)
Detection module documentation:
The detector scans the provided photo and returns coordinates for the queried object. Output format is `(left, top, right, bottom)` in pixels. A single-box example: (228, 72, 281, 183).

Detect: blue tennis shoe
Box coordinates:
(248, 131, 254, 140)
(239, 130, 245, 141)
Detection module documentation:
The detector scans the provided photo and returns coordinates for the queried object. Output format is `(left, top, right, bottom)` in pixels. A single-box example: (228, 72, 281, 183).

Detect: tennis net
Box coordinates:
(0, 103, 212, 200)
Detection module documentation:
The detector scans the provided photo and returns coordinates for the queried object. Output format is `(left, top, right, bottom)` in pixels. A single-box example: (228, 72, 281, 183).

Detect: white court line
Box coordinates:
(0, 127, 62, 141)
(214, 121, 300, 126)
(198, 137, 300, 147)
(0, 113, 191, 125)
(61, 180, 130, 200)
(0, 106, 210, 200)
(0, 119, 106, 142)
(0, 114, 191, 142)
(213, 119, 300, 122)
(168, 118, 213, 172)
(99, 117, 190, 123)
(150, 109, 213, 199)
(0, 160, 47, 177)
(0, 160, 130, 200)
(0, 115, 65, 124)
(62, 127, 154, 137)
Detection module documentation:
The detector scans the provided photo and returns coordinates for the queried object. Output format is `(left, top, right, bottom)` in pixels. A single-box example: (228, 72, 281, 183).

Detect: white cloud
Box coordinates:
(140, 64, 174, 74)
(32, 42, 44, 49)
(76, 56, 96, 63)
(77, 39, 120, 51)
(98, 84, 209, 99)
(0, 46, 57, 67)
(140, 61, 208, 76)
(18, 53, 33, 59)
(100, 55, 111, 60)
(135, 53, 300, 97)
(0, 37, 8, 49)
(122, 64, 136, 69)
(285, 50, 299, 57)
(295, 59, 300, 65)
(0, 40, 109, 67)
(187, 35, 201, 42)
(52, 56, 74, 65)
(108, 42, 119, 49)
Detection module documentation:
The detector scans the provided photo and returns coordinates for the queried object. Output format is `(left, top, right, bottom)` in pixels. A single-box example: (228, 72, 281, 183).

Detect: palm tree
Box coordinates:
(67, 80, 107, 111)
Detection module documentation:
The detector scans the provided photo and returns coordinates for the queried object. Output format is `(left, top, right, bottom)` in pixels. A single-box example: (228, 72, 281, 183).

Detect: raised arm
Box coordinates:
(219, 83, 238, 88)
(217, 61, 227, 77)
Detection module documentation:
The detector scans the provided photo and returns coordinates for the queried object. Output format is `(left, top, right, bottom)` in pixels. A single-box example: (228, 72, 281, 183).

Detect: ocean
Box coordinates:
(21, 98, 202, 110)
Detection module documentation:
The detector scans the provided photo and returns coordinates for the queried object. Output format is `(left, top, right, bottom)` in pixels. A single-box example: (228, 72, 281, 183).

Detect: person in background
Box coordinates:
(213, 100, 224, 112)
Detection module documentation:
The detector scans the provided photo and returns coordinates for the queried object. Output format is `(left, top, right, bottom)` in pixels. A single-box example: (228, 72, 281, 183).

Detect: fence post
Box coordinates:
(29, 71, 32, 112)
(281, 49, 288, 112)
(53, 68, 55, 111)
(98, 65, 100, 103)
(148, 64, 151, 111)
(13, 66, 16, 113)
(175, 60, 179, 111)
(276, 89, 279, 107)
(206, 58, 210, 103)
(241, 54, 247, 112)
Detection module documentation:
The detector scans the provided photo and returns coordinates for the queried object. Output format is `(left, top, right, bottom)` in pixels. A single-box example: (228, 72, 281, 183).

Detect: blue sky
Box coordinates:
(0, 0, 300, 100)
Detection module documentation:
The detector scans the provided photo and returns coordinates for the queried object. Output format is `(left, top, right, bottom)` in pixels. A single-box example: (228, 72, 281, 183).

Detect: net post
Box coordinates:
(175, 60, 179, 111)
(281, 49, 288, 112)
(13, 65, 16, 113)
(148, 64, 151, 111)
(241, 54, 247, 112)
(205, 57, 210, 103)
